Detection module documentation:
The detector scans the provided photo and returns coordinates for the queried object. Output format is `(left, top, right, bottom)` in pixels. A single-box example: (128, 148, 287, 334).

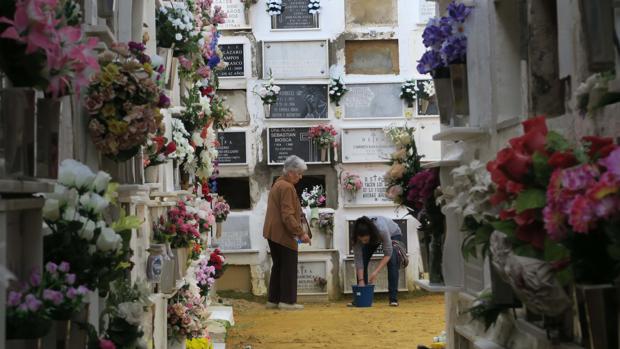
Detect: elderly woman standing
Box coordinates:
(263, 155, 311, 310)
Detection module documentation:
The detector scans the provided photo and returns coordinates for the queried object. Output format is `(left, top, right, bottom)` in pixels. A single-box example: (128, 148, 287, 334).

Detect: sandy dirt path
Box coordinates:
(226, 293, 445, 349)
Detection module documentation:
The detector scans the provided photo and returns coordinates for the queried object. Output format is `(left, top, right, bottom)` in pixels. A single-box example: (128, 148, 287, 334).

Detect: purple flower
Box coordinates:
(593, 196, 620, 219)
(45, 262, 58, 274)
(158, 93, 171, 108)
(128, 41, 146, 53)
(447, 1, 472, 23)
(417, 50, 445, 74)
(66, 287, 78, 300)
(29, 271, 41, 286)
(76, 285, 89, 295)
(24, 294, 42, 311)
(599, 147, 620, 177)
(441, 35, 467, 64)
(43, 289, 64, 305)
(65, 273, 76, 285)
(561, 164, 599, 191)
(422, 18, 451, 49)
(7, 291, 22, 307)
(58, 261, 70, 273)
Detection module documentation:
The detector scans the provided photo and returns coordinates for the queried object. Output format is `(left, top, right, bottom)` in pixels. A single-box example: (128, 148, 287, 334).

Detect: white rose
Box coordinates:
(62, 206, 78, 222)
(42, 199, 60, 221)
(88, 245, 97, 255)
(117, 302, 145, 326)
(272, 85, 281, 93)
(175, 33, 183, 41)
(58, 159, 79, 187)
(79, 220, 96, 241)
(80, 193, 109, 214)
(92, 171, 111, 193)
(96, 228, 122, 252)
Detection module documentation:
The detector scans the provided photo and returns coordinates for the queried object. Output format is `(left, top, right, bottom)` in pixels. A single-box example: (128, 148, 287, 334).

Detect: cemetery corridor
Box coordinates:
(226, 293, 445, 349)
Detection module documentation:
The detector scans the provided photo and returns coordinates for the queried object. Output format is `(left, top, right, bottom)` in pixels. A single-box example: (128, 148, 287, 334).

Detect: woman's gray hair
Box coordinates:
(283, 155, 307, 175)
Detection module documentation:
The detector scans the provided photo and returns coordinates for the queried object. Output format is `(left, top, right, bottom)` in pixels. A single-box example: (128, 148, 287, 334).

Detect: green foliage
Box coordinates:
(514, 189, 546, 213)
(465, 291, 510, 330)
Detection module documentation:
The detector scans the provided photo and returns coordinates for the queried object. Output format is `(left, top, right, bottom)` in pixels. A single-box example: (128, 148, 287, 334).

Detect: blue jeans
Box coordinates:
(362, 235, 401, 302)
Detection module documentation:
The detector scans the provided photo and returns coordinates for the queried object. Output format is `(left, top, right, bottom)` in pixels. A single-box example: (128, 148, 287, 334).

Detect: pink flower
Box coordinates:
(599, 147, 620, 177)
(58, 261, 70, 273)
(561, 164, 598, 191)
(7, 291, 22, 307)
(43, 289, 64, 305)
(99, 339, 116, 349)
(45, 262, 58, 274)
(543, 203, 568, 241)
(568, 195, 596, 233)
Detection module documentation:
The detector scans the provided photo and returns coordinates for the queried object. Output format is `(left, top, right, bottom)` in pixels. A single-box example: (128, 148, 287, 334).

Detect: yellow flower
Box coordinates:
(101, 103, 117, 119)
(100, 64, 120, 86)
(108, 120, 128, 135)
(186, 338, 213, 349)
(143, 63, 153, 75)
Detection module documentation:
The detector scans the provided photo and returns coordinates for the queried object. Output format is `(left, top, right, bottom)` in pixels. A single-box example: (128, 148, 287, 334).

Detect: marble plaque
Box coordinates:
(268, 84, 328, 119)
(418, 1, 436, 24)
(343, 83, 403, 119)
(268, 127, 326, 164)
(346, 0, 397, 26)
(263, 40, 329, 80)
(214, 216, 251, 250)
(273, 0, 319, 29)
(214, 0, 250, 29)
(217, 132, 246, 165)
(297, 261, 327, 294)
(219, 44, 245, 78)
(217, 90, 249, 125)
(341, 128, 396, 163)
(343, 259, 406, 293)
(345, 40, 400, 75)
(343, 166, 393, 206)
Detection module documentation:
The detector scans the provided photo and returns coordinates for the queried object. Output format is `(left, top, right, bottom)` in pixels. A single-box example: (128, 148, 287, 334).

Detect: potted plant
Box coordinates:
(308, 124, 337, 162)
(341, 172, 363, 202)
(0, 0, 98, 178)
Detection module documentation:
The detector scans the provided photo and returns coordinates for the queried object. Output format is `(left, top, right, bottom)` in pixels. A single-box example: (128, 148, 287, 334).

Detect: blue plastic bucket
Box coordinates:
(352, 285, 375, 307)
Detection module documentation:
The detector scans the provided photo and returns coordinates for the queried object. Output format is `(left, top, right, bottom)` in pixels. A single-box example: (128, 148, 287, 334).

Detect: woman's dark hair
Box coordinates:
(352, 216, 380, 246)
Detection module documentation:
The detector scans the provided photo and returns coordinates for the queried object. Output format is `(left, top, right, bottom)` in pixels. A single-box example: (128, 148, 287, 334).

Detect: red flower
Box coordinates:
(164, 142, 177, 156)
(514, 209, 537, 226)
(582, 136, 615, 159)
(509, 130, 547, 155)
(153, 136, 166, 151)
(490, 188, 510, 205)
(499, 208, 516, 220)
(522, 115, 548, 134)
(495, 148, 531, 182)
(548, 151, 577, 169)
(515, 222, 546, 250)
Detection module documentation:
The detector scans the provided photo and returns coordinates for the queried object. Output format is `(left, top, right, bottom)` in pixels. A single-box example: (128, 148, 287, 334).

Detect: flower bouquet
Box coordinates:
(384, 125, 422, 205)
(416, 80, 436, 114)
(213, 197, 230, 238)
(302, 185, 326, 224)
(308, 124, 337, 162)
(40, 262, 90, 320)
(155, 200, 201, 249)
(318, 212, 334, 247)
(329, 78, 347, 107)
(168, 286, 210, 342)
(0, 0, 99, 98)
(308, 0, 320, 14)
(266, 0, 283, 16)
(256, 72, 281, 116)
(209, 95, 233, 131)
(207, 248, 227, 279)
(400, 80, 417, 108)
(40, 159, 138, 296)
(341, 172, 363, 201)
(144, 133, 177, 168)
(86, 42, 169, 162)
(156, 2, 198, 57)
(189, 257, 216, 297)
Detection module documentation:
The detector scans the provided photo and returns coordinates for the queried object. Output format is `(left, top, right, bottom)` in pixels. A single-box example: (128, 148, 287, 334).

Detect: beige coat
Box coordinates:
(263, 177, 304, 251)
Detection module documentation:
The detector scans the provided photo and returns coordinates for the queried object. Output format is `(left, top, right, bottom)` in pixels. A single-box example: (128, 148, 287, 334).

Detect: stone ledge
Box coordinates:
(415, 279, 461, 293)
(432, 127, 489, 141)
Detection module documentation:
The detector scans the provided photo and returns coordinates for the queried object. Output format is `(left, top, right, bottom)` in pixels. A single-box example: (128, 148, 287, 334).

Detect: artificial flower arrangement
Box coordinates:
(170, 116, 196, 168)
(417, 1, 472, 76)
(302, 185, 326, 208)
(313, 276, 327, 289)
(0, 0, 99, 98)
(384, 124, 423, 204)
(257, 72, 281, 105)
(574, 71, 620, 116)
(213, 196, 231, 238)
(329, 78, 347, 106)
(209, 95, 234, 131)
(187, 337, 215, 349)
(266, 0, 283, 15)
(154, 200, 201, 249)
(188, 255, 216, 297)
(436, 160, 498, 260)
(416, 80, 436, 114)
(40, 160, 140, 296)
(144, 132, 177, 168)
(207, 248, 227, 279)
(187, 122, 219, 181)
(318, 212, 334, 236)
(308, 124, 338, 161)
(86, 42, 170, 162)
(156, 1, 198, 57)
(93, 279, 151, 349)
(168, 285, 210, 341)
(6, 263, 89, 339)
(400, 80, 417, 107)
(341, 172, 363, 197)
(308, 0, 321, 14)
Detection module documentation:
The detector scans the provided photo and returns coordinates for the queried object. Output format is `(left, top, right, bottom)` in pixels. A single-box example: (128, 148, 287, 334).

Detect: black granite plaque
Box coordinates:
(268, 127, 324, 164)
(268, 85, 328, 119)
(348, 219, 407, 255)
(219, 44, 244, 77)
(273, 0, 319, 29)
(217, 132, 246, 164)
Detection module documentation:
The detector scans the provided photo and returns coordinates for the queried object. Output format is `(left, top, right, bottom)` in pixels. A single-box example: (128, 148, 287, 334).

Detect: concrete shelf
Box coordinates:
(432, 127, 488, 141)
(454, 325, 506, 349)
(84, 24, 116, 47)
(415, 279, 461, 293)
(422, 160, 462, 169)
(0, 179, 53, 194)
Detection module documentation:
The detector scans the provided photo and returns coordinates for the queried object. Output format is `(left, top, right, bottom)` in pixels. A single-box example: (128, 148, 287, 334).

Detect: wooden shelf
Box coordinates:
(432, 127, 488, 141)
(422, 160, 462, 169)
(415, 279, 461, 293)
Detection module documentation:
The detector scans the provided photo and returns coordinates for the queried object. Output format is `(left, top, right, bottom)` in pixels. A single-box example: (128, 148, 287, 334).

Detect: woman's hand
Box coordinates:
(368, 271, 379, 285)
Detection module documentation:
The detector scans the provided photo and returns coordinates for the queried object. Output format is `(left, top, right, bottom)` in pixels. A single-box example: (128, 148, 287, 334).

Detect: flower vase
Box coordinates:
(216, 222, 223, 239)
(576, 284, 619, 349)
(97, 0, 116, 17)
(168, 337, 187, 349)
(147, 244, 166, 283)
(320, 148, 327, 162)
(432, 69, 456, 126)
(420, 99, 430, 114)
(35, 97, 62, 179)
(173, 247, 190, 281)
(334, 105, 343, 119)
(271, 15, 277, 28)
(263, 103, 271, 118)
(6, 315, 53, 340)
(0, 88, 36, 178)
(157, 47, 173, 85)
(310, 207, 319, 226)
(449, 63, 470, 122)
(144, 165, 160, 184)
(159, 256, 177, 293)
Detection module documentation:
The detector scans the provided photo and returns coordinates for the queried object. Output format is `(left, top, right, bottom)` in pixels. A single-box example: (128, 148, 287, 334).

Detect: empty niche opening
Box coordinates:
(215, 177, 251, 210)
(345, 40, 400, 75)
(272, 175, 327, 206)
